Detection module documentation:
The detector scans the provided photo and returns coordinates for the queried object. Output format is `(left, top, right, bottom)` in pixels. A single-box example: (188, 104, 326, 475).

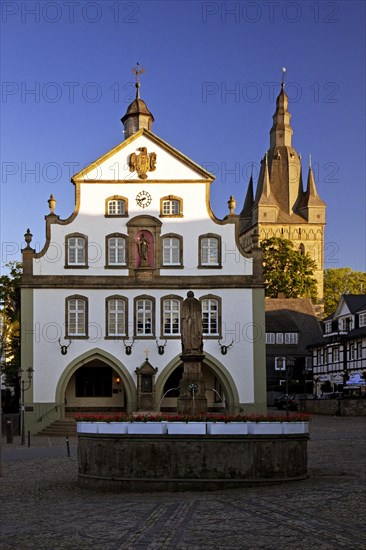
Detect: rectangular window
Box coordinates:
(136, 299, 153, 336)
(266, 333, 275, 344)
(332, 347, 339, 363)
(359, 313, 366, 327)
(276, 333, 284, 344)
(275, 357, 286, 371)
(68, 299, 86, 336)
(324, 321, 332, 334)
(201, 238, 219, 265)
(163, 237, 180, 265)
(163, 299, 180, 335)
(107, 299, 126, 336)
(285, 332, 298, 344)
(202, 299, 219, 335)
(108, 200, 125, 215)
(68, 237, 85, 265)
(108, 237, 126, 265)
(162, 200, 180, 215)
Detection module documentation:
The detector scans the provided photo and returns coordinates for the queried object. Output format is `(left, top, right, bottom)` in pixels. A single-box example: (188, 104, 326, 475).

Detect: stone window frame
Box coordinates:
(199, 294, 222, 339)
(65, 233, 88, 269)
(134, 294, 156, 339)
(105, 195, 129, 218)
(160, 294, 183, 339)
(105, 233, 128, 269)
(105, 295, 128, 339)
(161, 233, 183, 268)
(198, 233, 222, 269)
(159, 195, 183, 218)
(65, 294, 89, 339)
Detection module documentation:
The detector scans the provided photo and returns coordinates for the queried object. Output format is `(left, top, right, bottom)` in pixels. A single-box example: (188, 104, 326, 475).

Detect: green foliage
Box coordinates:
(261, 237, 318, 300)
(324, 268, 366, 316)
(0, 262, 22, 389)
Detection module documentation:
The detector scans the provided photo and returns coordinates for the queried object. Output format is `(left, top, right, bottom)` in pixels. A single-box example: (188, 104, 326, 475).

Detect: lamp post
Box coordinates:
(20, 367, 33, 445)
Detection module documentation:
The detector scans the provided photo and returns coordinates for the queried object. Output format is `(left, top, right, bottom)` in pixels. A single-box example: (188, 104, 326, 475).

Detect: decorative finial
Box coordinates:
(48, 194, 56, 214)
(309, 154, 312, 169)
(281, 67, 286, 88)
(24, 228, 33, 248)
(131, 62, 145, 99)
(228, 195, 236, 215)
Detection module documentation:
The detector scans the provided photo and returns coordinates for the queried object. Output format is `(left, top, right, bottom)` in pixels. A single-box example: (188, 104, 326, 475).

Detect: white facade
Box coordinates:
(21, 117, 266, 432)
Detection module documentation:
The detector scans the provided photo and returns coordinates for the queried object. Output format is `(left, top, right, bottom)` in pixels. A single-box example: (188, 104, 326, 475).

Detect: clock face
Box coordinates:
(136, 190, 152, 208)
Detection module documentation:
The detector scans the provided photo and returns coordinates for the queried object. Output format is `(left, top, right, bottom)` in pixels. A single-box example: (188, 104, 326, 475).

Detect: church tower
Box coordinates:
(239, 76, 326, 301)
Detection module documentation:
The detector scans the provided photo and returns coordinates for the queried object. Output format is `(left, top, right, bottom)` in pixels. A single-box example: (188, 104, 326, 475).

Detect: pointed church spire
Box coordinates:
(261, 152, 271, 198)
(270, 69, 293, 149)
(121, 64, 154, 139)
(240, 173, 254, 219)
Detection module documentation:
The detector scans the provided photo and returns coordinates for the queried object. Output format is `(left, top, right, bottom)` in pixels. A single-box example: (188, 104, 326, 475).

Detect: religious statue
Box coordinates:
(181, 291, 203, 355)
(138, 233, 149, 262)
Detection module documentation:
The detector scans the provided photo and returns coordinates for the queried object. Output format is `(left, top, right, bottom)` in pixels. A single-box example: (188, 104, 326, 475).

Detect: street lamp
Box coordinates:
(20, 367, 33, 445)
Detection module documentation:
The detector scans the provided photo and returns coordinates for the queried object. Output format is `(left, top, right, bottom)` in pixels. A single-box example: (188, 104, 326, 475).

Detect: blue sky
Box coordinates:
(1, 0, 365, 272)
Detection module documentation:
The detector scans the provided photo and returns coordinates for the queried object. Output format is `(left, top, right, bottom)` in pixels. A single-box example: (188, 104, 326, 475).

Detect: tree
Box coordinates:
(261, 238, 318, 300)
(0, 262, 22, 406)
(324, 268, 366, 316)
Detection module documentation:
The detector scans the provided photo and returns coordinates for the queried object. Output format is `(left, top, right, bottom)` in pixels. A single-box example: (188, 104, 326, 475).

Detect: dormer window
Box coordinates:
(359, 313, 366, 327)
(160, 196, 183, 217)
(105, 196, 128, 217)
(324, 321, 332, 334)
(339, 317, 353, 332)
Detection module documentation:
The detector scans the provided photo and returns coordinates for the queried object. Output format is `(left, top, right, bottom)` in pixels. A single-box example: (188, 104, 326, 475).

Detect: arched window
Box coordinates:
(160, 195, 183, 217)
(105, 196, 128, 217)
(66, 295, 88, 338)
(299, 243, 305, 255)
(105, 234, 127, 267)
(199, 234, 221, 267)
(106, 296, 127, 338)
(134, 296, 155, 338)
(65, 233, 88, 267)
(161, 296, 182, 336)
(200, 295, 221, 336)
(162, 234, 183, 266)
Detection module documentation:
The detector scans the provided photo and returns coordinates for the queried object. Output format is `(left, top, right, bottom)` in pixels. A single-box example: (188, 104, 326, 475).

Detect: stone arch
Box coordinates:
(155, 352, 240, 414)
(55, 348, 137, 415)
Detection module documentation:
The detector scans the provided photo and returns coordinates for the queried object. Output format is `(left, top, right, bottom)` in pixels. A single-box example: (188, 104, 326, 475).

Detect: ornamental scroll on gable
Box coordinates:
(129, 147, 157, 180)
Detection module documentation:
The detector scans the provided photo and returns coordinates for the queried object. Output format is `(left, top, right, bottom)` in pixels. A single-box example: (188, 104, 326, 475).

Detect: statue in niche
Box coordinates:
(181, 291, 203, 355)
(137, 233, 150, 265)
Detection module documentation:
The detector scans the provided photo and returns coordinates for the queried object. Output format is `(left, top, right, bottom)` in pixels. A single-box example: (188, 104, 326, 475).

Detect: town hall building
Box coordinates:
(20, 74, 267, 433)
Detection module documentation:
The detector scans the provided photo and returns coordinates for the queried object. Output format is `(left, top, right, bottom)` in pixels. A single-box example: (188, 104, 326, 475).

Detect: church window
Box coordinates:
(162, 235, 182, 266)
(66, 295, 88, 338)
(162, 297, 181, 336)
(201, 295, 221, 336)
(106, 296, 127, 338)
(106, 234, 127, 267)
(160, 196, 183, 217)
(135, 296, 155, 337)
(66, 234, 87, 267)
(105, 195, 128, 217)
(199, 234, 221, 267)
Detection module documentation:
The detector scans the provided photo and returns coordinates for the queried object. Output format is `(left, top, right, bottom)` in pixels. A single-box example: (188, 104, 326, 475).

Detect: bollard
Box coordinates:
(66, 436, 70, 457)
(27, 430, 31, 447)
(6, 419, 13, 444)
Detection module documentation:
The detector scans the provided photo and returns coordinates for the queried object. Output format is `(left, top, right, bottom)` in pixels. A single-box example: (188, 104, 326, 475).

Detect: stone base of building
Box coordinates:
(77, 433, 308, 492)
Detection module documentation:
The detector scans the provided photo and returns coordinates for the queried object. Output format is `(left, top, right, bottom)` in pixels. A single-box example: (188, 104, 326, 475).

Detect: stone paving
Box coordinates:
(0, 415, 365, 549)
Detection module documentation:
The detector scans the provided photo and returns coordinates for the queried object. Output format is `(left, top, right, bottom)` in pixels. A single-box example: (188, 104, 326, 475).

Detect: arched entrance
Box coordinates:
(56, 349, 137, 418)
(156, 353, 240, 414)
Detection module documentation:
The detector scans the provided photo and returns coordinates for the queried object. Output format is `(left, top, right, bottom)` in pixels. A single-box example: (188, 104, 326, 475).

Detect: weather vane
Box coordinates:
(131, 62, 145, 98)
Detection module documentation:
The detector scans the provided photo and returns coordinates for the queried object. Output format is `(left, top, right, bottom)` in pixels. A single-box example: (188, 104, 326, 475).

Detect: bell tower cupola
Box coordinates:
(121, 63, 154, 139)
(270, 68, 293, 149)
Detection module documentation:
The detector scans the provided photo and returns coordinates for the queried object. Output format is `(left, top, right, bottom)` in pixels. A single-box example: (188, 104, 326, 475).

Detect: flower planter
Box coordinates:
(282, 422, 309, 435)
(76, 422, 98, 434)
(206, 422, 248, 435)
(167, 422, 206, 435)
(127, 422, 167, 435)
(98, 422, 129, 434)
(248, 422, 283, 435)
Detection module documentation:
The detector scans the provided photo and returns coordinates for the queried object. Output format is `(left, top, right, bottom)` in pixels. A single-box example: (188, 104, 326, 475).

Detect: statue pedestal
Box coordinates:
(177, 354, 207, 415)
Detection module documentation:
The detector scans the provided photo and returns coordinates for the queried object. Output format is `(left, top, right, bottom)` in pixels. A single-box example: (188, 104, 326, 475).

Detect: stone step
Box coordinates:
(36, 420, 77, 437)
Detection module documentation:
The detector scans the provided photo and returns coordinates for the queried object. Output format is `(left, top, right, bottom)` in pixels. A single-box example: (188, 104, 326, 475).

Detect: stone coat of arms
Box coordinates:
(129, 147, 157, 180)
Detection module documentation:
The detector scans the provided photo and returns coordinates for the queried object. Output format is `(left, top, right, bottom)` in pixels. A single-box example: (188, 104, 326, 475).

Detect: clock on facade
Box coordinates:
(136, 190, 152, 208)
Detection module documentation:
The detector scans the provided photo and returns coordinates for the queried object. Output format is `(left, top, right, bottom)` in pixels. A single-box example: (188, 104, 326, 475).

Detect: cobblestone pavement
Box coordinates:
(1, 415, 365, 549)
